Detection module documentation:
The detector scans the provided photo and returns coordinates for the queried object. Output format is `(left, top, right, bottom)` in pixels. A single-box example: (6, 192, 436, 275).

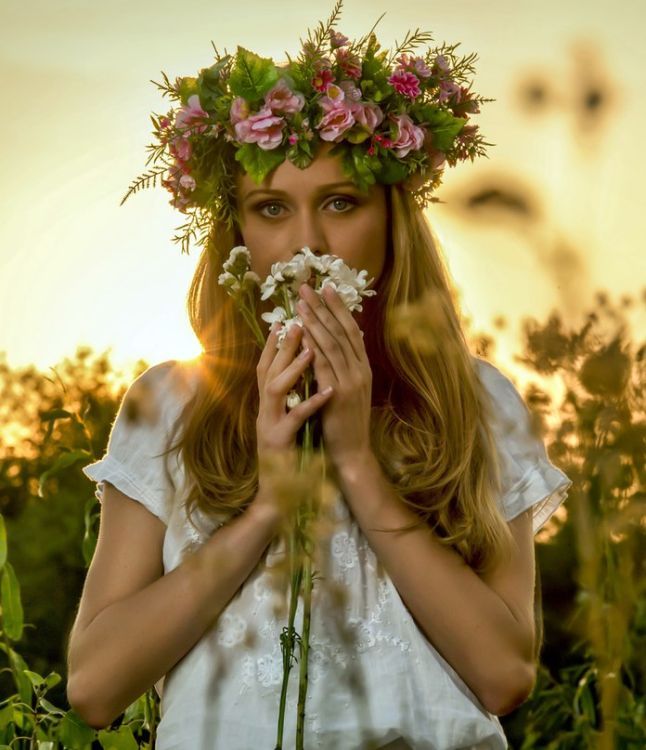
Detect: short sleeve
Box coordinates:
(82, 360, 193, 527)
(475, 358, 573, 535)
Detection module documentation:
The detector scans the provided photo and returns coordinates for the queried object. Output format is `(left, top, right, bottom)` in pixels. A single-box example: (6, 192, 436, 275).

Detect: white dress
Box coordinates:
(81, 356, 572, 750)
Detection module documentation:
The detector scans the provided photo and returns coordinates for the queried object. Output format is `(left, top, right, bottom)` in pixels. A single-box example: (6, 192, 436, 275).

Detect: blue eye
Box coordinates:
(259, 202, 282, 217)
(329, 197, 355, 211)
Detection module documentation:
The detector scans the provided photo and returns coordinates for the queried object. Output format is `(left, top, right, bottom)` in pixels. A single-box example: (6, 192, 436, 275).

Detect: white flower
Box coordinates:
(286, 390, 302, 410)
(222, 245, 252, 275)
(260, 306, 288, 327)
(218, 270, 241, 292)
(259, 276, 277, 301)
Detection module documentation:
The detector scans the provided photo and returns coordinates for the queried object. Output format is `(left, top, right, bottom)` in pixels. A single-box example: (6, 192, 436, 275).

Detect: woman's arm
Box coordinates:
(334, 449, 537, 717)
(67, 491, 281, 730)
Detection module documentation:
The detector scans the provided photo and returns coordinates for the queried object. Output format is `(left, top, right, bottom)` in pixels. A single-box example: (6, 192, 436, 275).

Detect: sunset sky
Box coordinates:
(1, 0, 644, 381)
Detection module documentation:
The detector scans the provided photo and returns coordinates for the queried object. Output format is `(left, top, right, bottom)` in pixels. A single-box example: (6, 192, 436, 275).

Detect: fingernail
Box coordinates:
(298, 347, 310, 359)
(321, 386, 333, 395)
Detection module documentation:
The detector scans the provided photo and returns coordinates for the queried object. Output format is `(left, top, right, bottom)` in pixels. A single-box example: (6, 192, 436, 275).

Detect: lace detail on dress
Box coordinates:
(238, 496, 413, 704)
(214, 612, 247, 648)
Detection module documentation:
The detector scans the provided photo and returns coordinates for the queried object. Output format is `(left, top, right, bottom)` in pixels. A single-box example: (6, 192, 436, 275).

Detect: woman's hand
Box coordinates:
(255, 321, 334, 480)
(296, 283, 373, 471)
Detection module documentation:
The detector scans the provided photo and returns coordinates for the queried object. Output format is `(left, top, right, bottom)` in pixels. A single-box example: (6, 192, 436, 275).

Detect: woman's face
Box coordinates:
(234, 141, 388, 291)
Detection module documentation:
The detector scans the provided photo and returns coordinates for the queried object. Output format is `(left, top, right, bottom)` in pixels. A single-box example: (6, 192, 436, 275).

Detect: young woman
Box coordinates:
(66, 13, 572, 750)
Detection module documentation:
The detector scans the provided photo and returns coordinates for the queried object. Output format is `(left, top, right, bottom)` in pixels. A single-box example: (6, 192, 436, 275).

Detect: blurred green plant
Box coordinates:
(0, 290, 644, 748)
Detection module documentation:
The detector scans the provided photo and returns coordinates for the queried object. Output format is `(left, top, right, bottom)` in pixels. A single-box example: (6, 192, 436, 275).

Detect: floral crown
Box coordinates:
(121, 0, 494, 255)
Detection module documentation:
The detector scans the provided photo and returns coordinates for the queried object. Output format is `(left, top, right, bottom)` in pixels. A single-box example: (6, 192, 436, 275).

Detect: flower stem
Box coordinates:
(296, 539, 313, 749)
(295, 366, 315, 748)
(274, 539, 303, 750)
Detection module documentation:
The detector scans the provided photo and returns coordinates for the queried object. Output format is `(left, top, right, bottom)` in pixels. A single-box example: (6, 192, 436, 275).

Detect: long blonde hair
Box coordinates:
(165, 182, 515, 577)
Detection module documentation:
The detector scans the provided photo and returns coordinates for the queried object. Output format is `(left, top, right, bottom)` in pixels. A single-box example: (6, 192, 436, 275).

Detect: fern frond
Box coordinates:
(388, 29, 435, 66)
(119, 168, 168, 206)
(150, 71, 178, 100)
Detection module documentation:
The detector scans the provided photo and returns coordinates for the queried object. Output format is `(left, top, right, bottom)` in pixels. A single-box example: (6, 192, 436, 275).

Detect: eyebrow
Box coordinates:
(242, 181, 360, 201)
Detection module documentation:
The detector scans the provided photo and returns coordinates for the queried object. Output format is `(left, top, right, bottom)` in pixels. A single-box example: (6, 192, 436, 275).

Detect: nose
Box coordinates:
(290, 207, 328, 257)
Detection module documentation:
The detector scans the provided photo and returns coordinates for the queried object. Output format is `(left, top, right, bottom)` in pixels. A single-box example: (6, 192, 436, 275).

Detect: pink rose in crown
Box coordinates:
(389, 114, 425, 157)
(352, 101, 384, 132)
(234, 107, 285, 150)
(175, 95, 209, 134)
(230, 97, 250, 125)
(317, 102, 356, 141)
(264, 79, 305, 115)
(387, 70, 422, 100)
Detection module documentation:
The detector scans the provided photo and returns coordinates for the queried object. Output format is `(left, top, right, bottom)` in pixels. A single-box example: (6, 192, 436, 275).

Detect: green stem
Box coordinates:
(295, 367, 315, 748)
(274, 550, 303, 750)
(295, 540, 313, 749)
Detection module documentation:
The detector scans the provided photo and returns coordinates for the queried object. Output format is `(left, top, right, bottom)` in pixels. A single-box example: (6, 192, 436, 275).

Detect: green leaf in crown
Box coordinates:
(377, 153, 409, 184)
(177, 76, 199, 105)
(229, 47, 280, 104)
(198, 59, 231, 108)
(235, 142, 287, 183)
(411, 104, 466, 151)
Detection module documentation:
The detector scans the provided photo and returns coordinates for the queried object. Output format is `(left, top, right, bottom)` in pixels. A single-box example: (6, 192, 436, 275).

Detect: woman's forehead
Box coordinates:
(235, 142, 354, 197)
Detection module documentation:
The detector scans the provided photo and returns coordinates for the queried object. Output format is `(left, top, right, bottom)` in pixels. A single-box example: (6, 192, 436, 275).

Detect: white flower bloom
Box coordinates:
(260, 275, 278, 301)
(275, 316, 304, 346)
(260, 306, 288, 326)
(218, 271, 241, 292)
(223, 245, 251, 273)
(286, 390, 302, 410)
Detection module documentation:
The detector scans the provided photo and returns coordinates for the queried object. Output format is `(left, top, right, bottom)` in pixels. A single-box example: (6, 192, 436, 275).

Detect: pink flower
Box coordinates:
(437, 80, 462, 104)
(389, 114, 425, 157)
(395, 54, 432, 79)
(317, 102, 356, 142)
(264, 78, 305, 114)
(312, 68, 334, 93)
(387, 70, 422, 100)
(339, 79, 362, 102)
(319, 83, 346, 111)
(288, 132, 298, 145)
(230, 97, 250, 125)
(336, 47, 362, 80)
(179, 174, 196, 191)
(352, 101, 384, 132)
(169, 136, 192, 162)
(452, 87, 480, 115)
(432, 55, 451, 76)
(330, 31, 349, 48)
(234, 107, 285, 150)
(175, 95, 209, 134)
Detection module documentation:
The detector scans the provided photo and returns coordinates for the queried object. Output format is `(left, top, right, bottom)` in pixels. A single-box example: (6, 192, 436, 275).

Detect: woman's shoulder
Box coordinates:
(471, 356, 524, 415)
(120, 357, 203, 427)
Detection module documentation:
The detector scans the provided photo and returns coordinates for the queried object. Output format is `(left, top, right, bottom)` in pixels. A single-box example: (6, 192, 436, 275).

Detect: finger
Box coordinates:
(286, 385, 334, 428)
(257, 322, 281, 380)
(297, 296, 347, 381)
(268, 344, 313, 399)
(320, 285, 367, 362)
(266, 323, 304, 379)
